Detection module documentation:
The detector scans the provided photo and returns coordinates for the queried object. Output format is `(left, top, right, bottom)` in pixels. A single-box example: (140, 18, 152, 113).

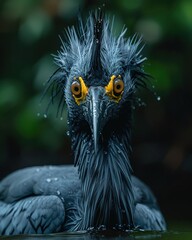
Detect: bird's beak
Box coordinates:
(88, 87, 105, 153)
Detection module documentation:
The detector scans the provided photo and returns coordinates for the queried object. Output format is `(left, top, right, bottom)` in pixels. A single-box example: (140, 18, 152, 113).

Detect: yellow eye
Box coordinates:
(105, 75, 124, 102)
(71, 81, 81, 97)
(113, 79, 124, 96)
(71, 77, 88, 105)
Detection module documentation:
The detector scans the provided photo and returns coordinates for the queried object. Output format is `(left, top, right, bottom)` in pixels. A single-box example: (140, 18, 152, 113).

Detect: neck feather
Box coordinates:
(71, 124, 135, 230)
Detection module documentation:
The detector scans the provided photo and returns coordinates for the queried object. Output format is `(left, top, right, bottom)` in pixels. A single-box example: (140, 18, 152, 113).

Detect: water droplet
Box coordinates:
(66, 131, 70, 136)
(46, 178, 51, 183)
(36, 168, 40, 172)
(44, 114, 47, 118)
(60, 117, 63, 121)
(37, 113, 40, 117)
(152, 85, 155, 89)
(67, 120, 70, 125)
(54, 178, 58, 181)
(157, 96, 161, 101)
(56, 190, 61, 195)
(87, 227, 94, 231)
(98, 225, 106, 231)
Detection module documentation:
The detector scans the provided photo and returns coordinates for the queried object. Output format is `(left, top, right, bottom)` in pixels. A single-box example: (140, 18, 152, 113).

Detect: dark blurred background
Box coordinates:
(0, 0, 192, 231)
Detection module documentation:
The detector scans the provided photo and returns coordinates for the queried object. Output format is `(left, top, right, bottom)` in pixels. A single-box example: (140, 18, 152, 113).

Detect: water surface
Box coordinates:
(0, 231, 192, 240)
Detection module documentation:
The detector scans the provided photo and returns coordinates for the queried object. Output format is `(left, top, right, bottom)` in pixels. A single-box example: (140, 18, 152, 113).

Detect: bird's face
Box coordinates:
(49, 13, 147, 153)
(65, 72, 133, 152)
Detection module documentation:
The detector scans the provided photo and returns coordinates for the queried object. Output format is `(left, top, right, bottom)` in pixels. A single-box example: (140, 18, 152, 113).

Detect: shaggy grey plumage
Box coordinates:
(45, 11, 148, 117)
(0, 11, 166, 235)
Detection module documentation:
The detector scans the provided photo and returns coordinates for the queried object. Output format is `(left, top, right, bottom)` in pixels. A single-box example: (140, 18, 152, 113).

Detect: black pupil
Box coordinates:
(116, 84, 121, 90)
(74, 86, 79, 92)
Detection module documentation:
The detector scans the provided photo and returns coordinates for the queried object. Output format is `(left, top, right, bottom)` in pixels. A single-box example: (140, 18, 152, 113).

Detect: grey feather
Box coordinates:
(0, 195, 65, 234)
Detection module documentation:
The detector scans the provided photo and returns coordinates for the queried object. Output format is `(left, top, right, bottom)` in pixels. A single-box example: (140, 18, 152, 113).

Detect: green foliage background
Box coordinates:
(0, 0, 192, 227)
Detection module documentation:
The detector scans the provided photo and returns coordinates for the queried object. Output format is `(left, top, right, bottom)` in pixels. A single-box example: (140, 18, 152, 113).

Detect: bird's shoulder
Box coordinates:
(0, 165, 81, 203)
(132, 176, 158, 208)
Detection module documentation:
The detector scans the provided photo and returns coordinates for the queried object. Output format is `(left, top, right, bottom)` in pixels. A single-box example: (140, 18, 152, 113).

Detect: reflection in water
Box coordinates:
(0, 231, 192, 240)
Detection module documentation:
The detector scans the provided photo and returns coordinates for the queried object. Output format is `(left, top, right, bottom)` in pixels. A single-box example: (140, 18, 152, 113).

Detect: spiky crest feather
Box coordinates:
(43, 12, 148, 117)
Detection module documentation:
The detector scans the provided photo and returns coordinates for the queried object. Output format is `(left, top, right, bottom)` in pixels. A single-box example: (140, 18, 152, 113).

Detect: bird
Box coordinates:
(0, 11, 166, 235)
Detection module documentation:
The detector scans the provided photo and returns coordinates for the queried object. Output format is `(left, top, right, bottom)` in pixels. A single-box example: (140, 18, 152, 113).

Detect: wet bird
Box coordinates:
(0, 12, 166, 235)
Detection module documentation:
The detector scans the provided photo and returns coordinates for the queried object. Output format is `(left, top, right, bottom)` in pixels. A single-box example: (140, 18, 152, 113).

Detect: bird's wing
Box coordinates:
(0, 165, 81, 234)
(132, 176, 166, 230)
(0, 165, 80, 203)
(0, 195, 65, 235)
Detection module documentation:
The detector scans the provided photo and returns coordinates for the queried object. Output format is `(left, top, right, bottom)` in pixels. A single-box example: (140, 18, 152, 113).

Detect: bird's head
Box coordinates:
(46, 11, 148, 153)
